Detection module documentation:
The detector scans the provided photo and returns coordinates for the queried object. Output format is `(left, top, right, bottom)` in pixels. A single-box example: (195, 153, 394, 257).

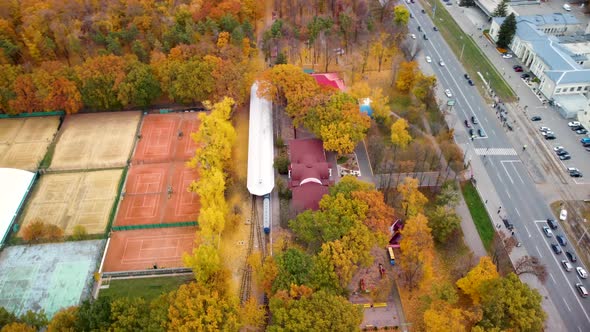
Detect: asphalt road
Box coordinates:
(406, 4, 590, 330)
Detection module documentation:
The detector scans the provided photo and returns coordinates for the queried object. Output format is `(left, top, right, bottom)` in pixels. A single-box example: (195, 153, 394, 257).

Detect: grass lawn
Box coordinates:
(461, 181, 494, 251)
(419, 0, 515, 102)
(99, 275, 194, 300)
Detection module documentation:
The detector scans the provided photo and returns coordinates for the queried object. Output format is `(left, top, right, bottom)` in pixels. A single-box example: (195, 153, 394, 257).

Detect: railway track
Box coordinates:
(239, 195, 268, 304)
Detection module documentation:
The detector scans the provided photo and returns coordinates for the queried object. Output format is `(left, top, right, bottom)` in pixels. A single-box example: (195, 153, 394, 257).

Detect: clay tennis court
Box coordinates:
(50, 112, 141, 170)
(102, 227, 197, 272)
(20, 170, 123, 235)
(0, 117, 60, 171)
(132, 113, 200, 164)
(114, 162, 199, 226)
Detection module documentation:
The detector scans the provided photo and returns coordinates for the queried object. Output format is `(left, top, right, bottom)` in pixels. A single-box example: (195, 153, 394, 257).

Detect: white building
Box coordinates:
(490, 14, 590, 109)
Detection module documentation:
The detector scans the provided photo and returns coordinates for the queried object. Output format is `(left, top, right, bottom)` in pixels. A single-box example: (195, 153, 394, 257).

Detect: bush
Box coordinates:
(274, 153, 290, 175)
(21, 219, 64, 243)
(72, 225, 88, 240)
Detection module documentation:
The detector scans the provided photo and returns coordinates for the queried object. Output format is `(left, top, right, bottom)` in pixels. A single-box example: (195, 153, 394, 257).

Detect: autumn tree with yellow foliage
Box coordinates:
(397, 177, 428, 217)
(396, 61, 419, 93)
(399, 213, 434, 290)
(456, 256, 499, 304)
(390, 118, 412, 149)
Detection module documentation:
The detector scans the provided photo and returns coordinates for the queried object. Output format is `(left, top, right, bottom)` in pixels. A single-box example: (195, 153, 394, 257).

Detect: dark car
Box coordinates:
(531, 116, 542, 121)
(423, 34, 428, 40)
(545, 133, 557, 140)
(557, 235, 568, 247)
(468, 79, 474, 86)
(464, 74, 470, 80)
(577, 128, 588, 135)
(514, 67, 523, 72)
(513, 65, 522, 69)
(551, 243, 563, 254)
(556, 149, 568, 156)
(433, 26, 438, 31)
(559, 154, 571, 160)
(421, 9, 426, 13)
(503, 218, 514, 230)
(547, 218, 558, 230)
(521, 73, 531, 79)
(566, 251, 577, 262)
(571, 125, 583, 131)
(417, 26, 422, 31)
(478, 128, 484, 137)
(469, 128, 474, 136)
(570, 170, 583, 178)
(465, 119, 471, 128)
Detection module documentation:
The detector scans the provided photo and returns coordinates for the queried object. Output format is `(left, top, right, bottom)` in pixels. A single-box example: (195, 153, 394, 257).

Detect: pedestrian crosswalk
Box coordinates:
(475, 148, 518, 156)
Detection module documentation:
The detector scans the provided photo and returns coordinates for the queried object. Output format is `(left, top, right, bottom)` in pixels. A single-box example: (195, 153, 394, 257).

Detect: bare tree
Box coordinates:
(514, 255, 548, 283)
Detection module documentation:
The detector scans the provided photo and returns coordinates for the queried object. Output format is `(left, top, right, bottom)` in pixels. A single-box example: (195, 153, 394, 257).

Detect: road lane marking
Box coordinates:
(535, 245, 543, 258)
(563, 297, 572, 312)
(500, 161, 514, 184)
(510, 162, 525, 184)
(515, 207, 521, 217)
(506, 191, 511, 199)
(522, 222, 531, 237)
(550, 273, 557, 284)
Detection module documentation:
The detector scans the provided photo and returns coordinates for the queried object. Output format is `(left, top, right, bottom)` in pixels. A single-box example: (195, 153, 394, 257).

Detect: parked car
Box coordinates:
(513, 65, 522, 69)
(464, 119, 471, 128)
(433, 26, 438, 31)
(580, 137, 590, 144)
(551, 243, 562, 254)
(503, 218, 514, 230)
(547, 218, 558, 230)
(560, 209, 568, 221)
(521, 73, 531, 79)
(410, 33, 416, 39)
(542, 131, 555, 137)
(576, 283, 588, 298)
(469, 128, 474, 136)
(421, 9, 426, 13)
(566, 251, 577, 262)
(576, 128, 588, 135)
(543, 226, 553, 237)
(445, 89, 452, 97)
(478, 128, 484, 137)
(568, 121, 581, 127)
(439, 59, 445, 66)
(464, 74, 470, 80)
(514, 67, 523, 72)
(571, 125, 583, 131)
(426, 55, 432, 63)
(423, 34, 428, 40)
(540, 126, 551, 132)
(468, 79, 474, 86)
(502, 53, 513, 59)
(531, 116, 542, 121)
(559, 154, 571, 160)
(570, 169, 583, 177)
(471, 116, 478, 124)
(556, 149, 568, 156)
(557, 234, 567, 246)
(545, 133, 557, 140)
(562, 260, 573, 272)
(577, 267, 588, 279)
(553, 146, 565, 152)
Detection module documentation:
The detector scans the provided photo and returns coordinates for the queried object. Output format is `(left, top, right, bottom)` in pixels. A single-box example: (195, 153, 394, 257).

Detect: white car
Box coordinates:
(562, 260, 573, 272)
(563, 3, 571, 11)
(439, 60, 445, 66)
(502, 53, 513, 59)
(577, 267, 588, 279)
(560, 209, 567, 221)
(426, 56, 432, 63)
(539, 126, 551, 132)
(568, 121, 581, 127)
(553, 146, 565, 151)
(444, 89, 453, 98)
(410, 33, 416, 39)
(542, 131, 554, 137)
(543, 226, 553, 237)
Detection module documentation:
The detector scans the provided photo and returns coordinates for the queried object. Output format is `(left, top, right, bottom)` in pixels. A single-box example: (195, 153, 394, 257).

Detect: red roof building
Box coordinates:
(288, 139, 331, 211)
(311, 73, 345, 91)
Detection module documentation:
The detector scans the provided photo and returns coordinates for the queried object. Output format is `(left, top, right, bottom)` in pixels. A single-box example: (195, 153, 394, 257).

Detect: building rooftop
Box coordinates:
(289, 139, 331, 211)
(0, 168, 36, 245)
(247, 82, 275, 196)
(311, 73, 345, 91)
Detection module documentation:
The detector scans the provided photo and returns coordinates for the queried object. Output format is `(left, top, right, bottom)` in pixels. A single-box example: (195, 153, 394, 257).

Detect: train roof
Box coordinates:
(247, 82, 275, 196)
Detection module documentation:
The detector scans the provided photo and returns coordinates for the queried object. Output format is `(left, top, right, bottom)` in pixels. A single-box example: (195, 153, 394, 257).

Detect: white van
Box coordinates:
(563, 4, 572, 11)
